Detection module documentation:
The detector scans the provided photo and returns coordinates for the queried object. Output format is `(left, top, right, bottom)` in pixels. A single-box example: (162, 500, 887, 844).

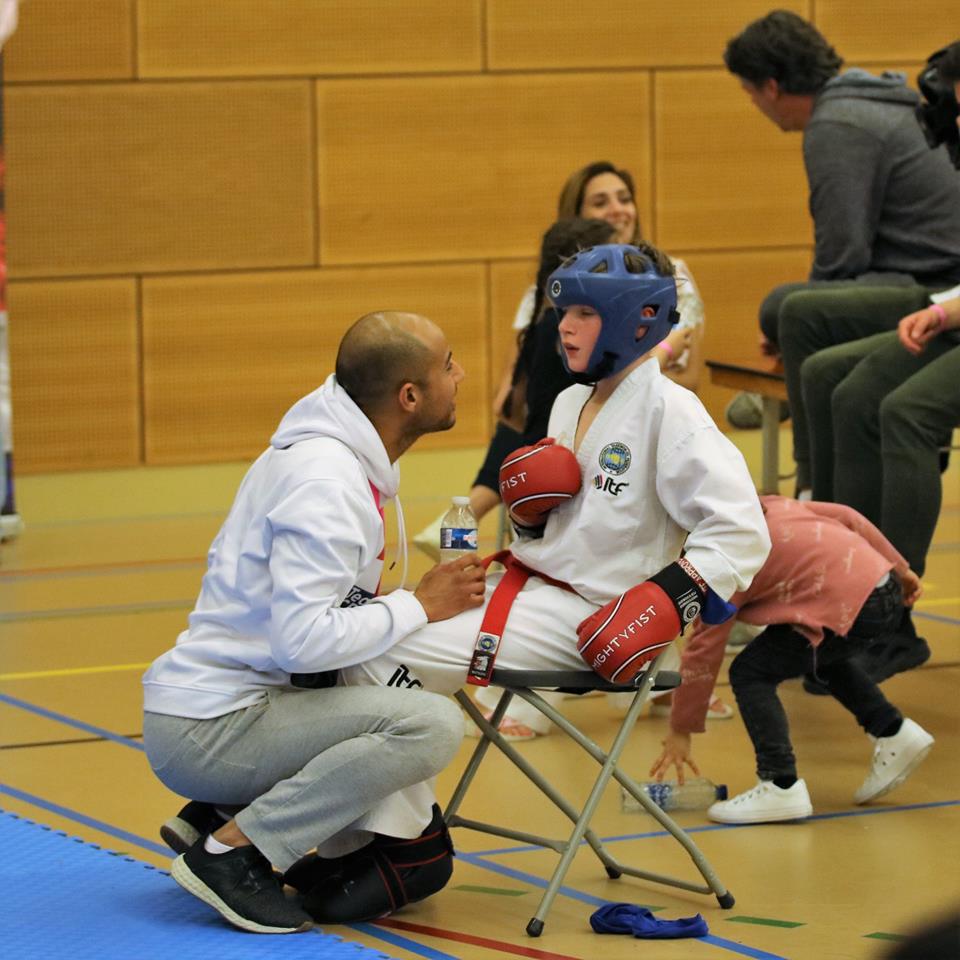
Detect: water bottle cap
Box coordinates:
(716, 784, 728, 801)
(452, 496, 471, 506)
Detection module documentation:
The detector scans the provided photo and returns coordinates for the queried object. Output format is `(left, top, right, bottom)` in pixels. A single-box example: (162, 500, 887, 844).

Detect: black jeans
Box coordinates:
(729, 577, 903, 781)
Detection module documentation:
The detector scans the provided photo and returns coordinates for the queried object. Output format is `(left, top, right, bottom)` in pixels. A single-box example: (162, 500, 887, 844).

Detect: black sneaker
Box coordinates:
(171, 840, 313, 934)
(301, 804, 454, 923)
(160, 801, 228, 855)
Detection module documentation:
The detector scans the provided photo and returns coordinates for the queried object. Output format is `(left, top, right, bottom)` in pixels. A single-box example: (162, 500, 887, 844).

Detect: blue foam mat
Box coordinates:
(0, 809, 400, 960)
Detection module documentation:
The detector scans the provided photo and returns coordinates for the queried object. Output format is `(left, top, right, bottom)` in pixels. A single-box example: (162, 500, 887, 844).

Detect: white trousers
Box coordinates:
(339, 572, 599, 836)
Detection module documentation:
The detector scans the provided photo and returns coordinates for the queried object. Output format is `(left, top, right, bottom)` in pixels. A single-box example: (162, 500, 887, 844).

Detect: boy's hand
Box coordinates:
(649, 731, 699, 784)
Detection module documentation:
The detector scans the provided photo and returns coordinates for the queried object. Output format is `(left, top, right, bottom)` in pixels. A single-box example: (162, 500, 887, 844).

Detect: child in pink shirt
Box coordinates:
(650, 495, 934, 823)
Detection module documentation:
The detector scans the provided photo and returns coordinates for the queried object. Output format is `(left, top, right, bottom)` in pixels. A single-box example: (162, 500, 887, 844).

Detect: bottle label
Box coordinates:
(441, 527, 478, 551)
(643, 782, 672, 809)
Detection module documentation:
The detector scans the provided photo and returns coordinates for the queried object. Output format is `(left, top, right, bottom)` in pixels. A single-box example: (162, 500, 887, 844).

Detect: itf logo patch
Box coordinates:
(599, 442, 631, 475)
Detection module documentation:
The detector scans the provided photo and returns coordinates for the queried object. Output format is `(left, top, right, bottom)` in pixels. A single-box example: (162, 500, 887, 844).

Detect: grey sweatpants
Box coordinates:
(142, 685, 462, 871)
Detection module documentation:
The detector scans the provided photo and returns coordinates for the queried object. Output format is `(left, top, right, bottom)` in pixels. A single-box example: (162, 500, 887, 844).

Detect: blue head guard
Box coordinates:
(547, 243, 679, 384)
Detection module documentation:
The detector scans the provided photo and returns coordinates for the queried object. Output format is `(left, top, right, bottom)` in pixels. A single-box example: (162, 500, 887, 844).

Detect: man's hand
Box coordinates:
(648, 731, 699, 785)
(898, 306, 945, 355)
(414, 555, 486, 622)
(899, 568, 922, 607)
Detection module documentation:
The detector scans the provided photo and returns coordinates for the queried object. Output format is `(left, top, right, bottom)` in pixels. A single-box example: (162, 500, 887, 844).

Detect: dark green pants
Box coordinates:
(801, 330, 960, 576)
(764, 284, 930, 490)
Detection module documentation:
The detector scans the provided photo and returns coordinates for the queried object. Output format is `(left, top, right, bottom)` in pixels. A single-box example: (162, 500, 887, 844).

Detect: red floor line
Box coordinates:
(373, 917, 583, 960)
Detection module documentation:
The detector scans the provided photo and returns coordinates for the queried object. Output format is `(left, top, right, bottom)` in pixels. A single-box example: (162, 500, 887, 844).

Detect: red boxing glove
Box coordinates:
(499, 438, 581, 528)
(577, 582, 682, 684)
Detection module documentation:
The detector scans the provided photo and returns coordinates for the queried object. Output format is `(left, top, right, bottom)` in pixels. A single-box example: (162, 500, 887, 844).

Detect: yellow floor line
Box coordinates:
(0, 662, 151, 681)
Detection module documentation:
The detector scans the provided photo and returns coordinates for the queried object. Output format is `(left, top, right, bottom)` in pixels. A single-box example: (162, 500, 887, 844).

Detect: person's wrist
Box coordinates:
(929, 303, 948, 331)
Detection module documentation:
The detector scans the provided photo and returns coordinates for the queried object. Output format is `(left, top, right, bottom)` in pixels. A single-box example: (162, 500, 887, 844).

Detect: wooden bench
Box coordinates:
(706, 356, 787, 494)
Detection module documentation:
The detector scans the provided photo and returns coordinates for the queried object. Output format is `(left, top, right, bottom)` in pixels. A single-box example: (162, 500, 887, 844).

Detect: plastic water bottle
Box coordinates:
(621, 777, 727, 813)
(439, 496, 478, 564)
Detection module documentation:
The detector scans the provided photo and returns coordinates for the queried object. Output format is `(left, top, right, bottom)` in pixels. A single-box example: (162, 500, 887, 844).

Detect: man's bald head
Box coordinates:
(336, 311, 441, 414)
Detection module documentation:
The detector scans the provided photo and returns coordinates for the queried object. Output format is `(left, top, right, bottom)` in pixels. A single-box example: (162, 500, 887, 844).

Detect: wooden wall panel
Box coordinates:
(7, 279, 140, 472)
(677, 248, 813, 424)
(655, 69, 810, 252)
(815, 2, 950, 64)
(317, 73, 652, 266)
(142, 264, 488, 464)
(138, 0, 482, 78)
(4, 1, 133, 82)
(6, 81, 314, 278)
(486, 0, 809, 70)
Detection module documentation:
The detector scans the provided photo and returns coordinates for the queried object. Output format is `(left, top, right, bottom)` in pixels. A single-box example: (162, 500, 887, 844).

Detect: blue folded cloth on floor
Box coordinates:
(590, 903, 709, 939)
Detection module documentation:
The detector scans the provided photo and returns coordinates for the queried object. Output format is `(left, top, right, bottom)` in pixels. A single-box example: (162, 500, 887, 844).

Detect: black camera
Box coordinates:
(916, 47, 960, 169)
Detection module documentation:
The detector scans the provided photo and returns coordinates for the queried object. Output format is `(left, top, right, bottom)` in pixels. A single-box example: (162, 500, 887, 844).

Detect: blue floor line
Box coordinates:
(912, 609, 960, 626)
(0, 783, 170, 858)
(467, 798, 960, 856)
(0, 692, 145, 751)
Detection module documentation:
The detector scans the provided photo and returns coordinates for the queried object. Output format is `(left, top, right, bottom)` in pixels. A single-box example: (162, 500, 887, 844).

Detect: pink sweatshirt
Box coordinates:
(672, 496, 909, 734)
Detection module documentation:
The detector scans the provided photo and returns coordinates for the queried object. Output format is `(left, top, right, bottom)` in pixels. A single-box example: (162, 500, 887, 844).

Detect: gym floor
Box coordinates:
(2, 427, 958, 960)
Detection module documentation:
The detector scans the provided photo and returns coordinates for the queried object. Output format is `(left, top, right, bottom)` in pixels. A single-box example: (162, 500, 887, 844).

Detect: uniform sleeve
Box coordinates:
(804, 121, 887, 281)
(266, 479, 427, 673)
(802, 500, 908, 575)
(671, 615, 737, 734)
(656, 416, 771, 599)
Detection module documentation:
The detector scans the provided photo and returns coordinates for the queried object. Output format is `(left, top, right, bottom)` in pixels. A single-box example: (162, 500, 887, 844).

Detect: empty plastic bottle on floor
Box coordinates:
(439, 496, 478, 564)
(622, 777, 727, 813)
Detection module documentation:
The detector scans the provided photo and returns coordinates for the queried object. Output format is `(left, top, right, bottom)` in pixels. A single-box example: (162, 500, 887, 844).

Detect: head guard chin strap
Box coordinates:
(547, 243, 679, 384)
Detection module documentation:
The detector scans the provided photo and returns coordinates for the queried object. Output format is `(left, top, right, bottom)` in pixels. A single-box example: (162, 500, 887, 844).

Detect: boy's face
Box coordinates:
(558, 305, 602, 373)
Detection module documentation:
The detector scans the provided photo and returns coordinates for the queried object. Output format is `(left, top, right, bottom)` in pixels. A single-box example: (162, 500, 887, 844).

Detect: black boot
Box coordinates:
(301, 804, 454, 923)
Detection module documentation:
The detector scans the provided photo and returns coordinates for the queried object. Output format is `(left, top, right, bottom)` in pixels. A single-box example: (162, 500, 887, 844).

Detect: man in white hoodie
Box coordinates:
(142, 311, 485, 935)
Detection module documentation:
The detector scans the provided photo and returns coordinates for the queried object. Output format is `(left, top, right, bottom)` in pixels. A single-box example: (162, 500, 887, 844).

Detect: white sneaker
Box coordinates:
(854, 718, 934, 805)
(412, 512, 444, 562)
(708, 779, 813, 824)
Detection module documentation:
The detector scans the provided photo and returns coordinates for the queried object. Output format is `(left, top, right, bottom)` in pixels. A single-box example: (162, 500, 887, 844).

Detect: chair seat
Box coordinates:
(491, 667, 680, 694)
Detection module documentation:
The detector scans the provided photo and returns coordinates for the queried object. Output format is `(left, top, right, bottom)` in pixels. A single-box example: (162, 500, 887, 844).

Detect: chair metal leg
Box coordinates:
(446, 652, 735, 935)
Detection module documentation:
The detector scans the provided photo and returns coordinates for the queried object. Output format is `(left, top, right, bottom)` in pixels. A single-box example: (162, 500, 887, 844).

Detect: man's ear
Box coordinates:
(398, 381, 419, 414)
(762, 77, 781, 99)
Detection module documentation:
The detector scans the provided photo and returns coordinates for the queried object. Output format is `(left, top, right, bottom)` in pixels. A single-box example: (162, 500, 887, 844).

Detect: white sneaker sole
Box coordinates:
(854, 738, 934, 805)
(160, 816, 200, 855)
(707, 802, 813, 825)
(171, 855, 312, 934)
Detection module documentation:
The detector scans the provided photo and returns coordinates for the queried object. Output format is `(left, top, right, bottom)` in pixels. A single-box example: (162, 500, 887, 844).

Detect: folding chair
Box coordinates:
(446, 650, 735, 936)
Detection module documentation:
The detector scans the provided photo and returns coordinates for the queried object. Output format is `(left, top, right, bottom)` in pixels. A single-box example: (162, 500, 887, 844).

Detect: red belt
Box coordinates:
(466, 550, 575, 686)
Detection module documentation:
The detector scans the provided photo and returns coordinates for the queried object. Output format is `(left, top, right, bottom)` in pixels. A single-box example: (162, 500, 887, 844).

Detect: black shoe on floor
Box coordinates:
(171, 840, 313, 934)
(302, 804, 454, 923)
(160, 801, 229, 855)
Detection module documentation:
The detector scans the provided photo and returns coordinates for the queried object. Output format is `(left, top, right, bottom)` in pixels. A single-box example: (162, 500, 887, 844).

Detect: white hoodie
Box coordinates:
(142, 375, 427, 719)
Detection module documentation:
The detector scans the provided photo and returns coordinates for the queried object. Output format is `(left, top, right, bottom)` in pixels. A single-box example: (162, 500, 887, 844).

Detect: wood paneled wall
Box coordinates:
(4, 0, 943, 471)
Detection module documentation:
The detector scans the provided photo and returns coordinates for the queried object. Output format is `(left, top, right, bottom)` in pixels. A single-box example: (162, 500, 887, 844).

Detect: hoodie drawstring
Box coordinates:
(392, 496, 409, 589)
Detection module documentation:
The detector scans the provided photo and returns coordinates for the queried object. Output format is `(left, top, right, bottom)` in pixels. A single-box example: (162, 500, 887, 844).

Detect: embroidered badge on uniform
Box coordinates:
(599, 442, 631, 475)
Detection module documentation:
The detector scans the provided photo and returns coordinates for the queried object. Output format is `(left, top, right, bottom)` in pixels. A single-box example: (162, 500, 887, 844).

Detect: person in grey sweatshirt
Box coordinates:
(723, 11, 960, 495)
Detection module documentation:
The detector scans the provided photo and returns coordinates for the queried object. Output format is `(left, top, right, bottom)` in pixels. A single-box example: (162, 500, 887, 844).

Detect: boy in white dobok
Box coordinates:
(299, 244, 771, 921)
